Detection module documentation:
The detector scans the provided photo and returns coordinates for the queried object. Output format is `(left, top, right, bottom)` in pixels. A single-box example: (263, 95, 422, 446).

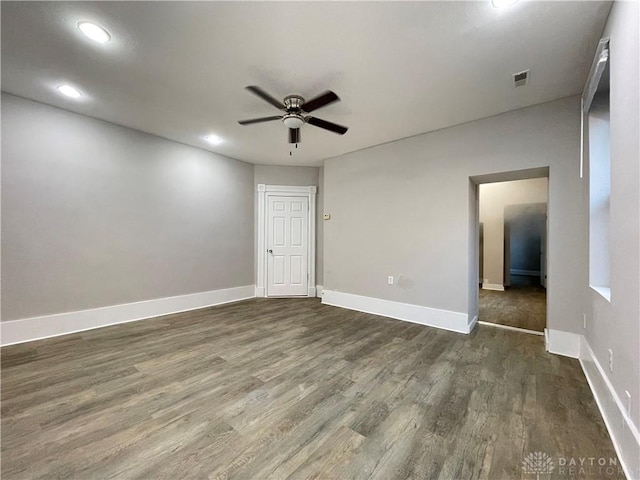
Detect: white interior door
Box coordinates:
(267, 195, 309, 296)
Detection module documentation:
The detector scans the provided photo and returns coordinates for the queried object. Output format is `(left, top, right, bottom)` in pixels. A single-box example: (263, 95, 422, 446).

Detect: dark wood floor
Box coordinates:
(479, 275, 547, 332)
(1, 298, 623, 479)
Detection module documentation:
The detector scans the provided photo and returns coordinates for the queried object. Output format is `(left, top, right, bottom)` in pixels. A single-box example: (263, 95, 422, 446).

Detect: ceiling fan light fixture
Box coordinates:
(282, 115, 305, 129)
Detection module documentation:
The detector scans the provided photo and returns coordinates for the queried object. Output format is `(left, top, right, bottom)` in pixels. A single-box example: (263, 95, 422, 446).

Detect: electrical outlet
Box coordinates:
(387, 276, 394, 285)
(608, 349, 614, 372)
(583, 313, 587, 329)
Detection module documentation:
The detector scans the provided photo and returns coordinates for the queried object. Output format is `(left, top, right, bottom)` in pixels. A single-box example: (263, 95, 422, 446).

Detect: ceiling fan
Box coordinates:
(238, 86, 348, 144)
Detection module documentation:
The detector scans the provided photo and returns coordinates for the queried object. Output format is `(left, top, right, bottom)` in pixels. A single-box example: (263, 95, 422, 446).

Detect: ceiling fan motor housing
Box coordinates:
(284, 95, 304, 111)
(282, 95, 306, 129)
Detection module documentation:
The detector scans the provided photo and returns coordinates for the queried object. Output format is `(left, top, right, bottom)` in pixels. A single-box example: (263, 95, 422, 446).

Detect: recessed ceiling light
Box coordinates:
(205, 134, 223, 145)
(77, 21, 111, 43)
(56, 85, 82, 98)
(491, 0, 519, 8)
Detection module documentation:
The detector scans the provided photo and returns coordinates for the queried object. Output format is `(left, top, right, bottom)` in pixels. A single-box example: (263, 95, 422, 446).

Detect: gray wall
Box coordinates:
(324, 96, 584, 334)
(1, 93, 254, 321)
(253, 165, 323, 285)
(253, 165, 319, 188)
(585, 1, 639, 432)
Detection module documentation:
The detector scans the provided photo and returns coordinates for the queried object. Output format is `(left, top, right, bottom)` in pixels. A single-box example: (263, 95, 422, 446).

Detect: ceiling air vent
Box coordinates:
(513, 69, 530, 87)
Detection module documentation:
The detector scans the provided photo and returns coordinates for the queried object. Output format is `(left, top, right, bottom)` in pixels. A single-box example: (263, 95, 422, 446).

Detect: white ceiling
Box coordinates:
(1, 1, 610, 166)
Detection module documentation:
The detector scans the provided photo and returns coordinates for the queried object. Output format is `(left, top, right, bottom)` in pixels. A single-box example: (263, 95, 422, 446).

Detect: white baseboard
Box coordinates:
(255, 286, 266, 297)
(307, 286, 317, 298)
(468, 315, 478, 332)
(543, 330, 639, 478)
(1, 285, 255, 347)
(482, 283, 505, 291)
(510, 269, 541, 276)
(322, 290, 473, 334)
(580, 337, 640, 480)
(545, 328, 581, 358)
(316, 285, 324, 298)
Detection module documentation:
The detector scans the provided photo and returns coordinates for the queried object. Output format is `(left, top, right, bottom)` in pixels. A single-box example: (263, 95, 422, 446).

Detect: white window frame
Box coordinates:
(582, 37, 611, 302)
(581, 37, 610, 178)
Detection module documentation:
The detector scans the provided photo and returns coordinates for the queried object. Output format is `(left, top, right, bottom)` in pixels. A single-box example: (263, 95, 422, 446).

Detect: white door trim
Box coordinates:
(257, 184, 316, 297)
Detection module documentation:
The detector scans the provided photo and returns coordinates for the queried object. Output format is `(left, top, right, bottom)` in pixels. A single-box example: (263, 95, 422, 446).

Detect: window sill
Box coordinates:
(590, 285, 611, 302)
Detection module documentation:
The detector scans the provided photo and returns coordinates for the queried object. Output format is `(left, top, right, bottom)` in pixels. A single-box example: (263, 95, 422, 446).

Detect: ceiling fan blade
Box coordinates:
(306, 116, 348, 135)
(238, 116, 282, 125)
(289, 128, 300, 144)
(245, 86, 284, 109)
(301, 91, 340, 113)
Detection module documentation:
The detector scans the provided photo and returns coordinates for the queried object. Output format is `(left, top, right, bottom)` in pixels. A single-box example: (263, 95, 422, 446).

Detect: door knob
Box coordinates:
(267, 249, 273, 254)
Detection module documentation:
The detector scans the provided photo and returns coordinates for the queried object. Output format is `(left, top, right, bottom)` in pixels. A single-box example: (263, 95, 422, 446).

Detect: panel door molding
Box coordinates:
(256, 184, 316, 297)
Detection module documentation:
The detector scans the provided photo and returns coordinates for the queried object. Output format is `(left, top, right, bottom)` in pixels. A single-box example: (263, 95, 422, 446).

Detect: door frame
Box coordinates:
(256, 184, 316, 298)
(470, 167, 550, 334)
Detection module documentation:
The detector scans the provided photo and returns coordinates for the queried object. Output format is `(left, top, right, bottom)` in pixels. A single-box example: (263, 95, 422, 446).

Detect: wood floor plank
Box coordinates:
(1, 297, 624, 479)
(286, 426, 366, 480)
(479, 274, 546, 332)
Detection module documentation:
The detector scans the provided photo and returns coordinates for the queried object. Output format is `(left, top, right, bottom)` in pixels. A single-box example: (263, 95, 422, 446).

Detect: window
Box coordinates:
(585, 40, 611, 300)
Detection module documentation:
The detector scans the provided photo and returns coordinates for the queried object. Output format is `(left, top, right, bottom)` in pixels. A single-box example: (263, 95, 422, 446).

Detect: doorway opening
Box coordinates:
(470, 169, 549, 335)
